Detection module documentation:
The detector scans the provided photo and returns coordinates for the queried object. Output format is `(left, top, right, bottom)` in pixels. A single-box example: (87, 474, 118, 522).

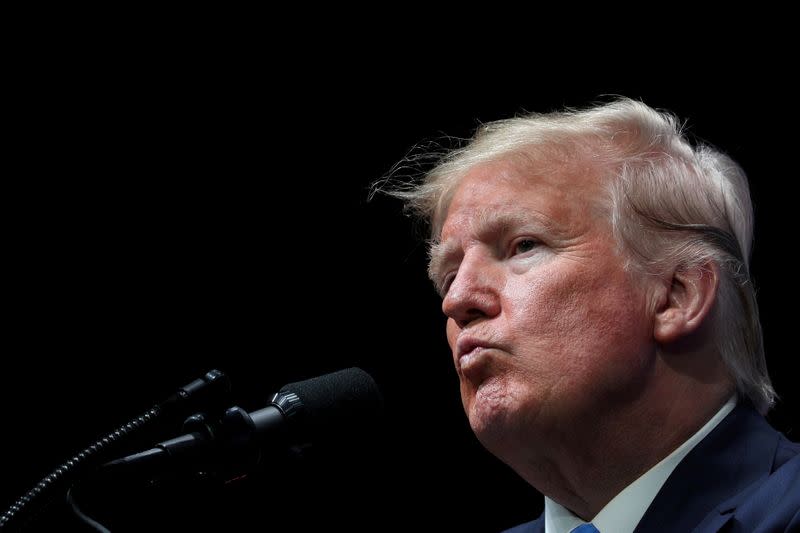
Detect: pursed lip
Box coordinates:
(456, 336, 498, 362)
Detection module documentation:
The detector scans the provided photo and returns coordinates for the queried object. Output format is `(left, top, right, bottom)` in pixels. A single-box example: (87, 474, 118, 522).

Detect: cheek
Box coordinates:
(505, 272, 588, 350)
(506, 266, 652, 385)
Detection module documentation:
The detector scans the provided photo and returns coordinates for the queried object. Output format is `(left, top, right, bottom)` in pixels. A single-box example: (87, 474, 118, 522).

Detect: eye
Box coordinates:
(512, 238, 538, 255)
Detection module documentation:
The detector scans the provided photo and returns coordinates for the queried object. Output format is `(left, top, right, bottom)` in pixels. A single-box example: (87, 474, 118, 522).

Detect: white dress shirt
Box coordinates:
(544, 396, 737, 533)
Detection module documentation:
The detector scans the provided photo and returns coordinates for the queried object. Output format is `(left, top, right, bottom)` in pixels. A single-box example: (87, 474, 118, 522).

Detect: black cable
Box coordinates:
(66, 485, 111, 533)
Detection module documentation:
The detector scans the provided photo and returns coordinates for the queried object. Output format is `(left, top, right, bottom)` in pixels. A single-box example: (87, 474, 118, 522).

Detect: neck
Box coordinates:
(513, 353, 733, 520)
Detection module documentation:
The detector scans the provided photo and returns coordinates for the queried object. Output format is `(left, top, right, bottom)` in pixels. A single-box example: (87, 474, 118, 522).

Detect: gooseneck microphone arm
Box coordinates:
(0, 370, 232, 532)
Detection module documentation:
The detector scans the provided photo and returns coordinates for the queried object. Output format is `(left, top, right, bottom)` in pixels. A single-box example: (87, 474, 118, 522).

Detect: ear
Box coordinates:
(653, 261, 719, 344)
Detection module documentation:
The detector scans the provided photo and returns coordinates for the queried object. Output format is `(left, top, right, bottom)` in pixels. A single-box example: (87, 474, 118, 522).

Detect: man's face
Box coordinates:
(433, 156, 658, 461)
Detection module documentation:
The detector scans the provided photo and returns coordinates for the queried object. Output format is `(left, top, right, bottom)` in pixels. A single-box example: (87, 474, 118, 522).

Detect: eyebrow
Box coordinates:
(428, 209, 557, 290)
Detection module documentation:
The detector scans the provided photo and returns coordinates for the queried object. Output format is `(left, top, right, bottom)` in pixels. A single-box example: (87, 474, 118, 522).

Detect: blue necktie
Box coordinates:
(571, 524, 599, 533)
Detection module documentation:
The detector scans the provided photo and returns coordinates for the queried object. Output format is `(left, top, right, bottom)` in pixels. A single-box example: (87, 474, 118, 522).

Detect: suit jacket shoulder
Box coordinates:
(635, 404, 799, 532)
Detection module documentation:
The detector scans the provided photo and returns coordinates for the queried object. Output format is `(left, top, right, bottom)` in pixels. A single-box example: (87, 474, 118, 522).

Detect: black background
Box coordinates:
(3, 41, 798, 532)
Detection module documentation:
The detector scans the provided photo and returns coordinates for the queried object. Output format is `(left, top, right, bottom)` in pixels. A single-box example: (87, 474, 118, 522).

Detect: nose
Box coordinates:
(441, 251, 501, 329)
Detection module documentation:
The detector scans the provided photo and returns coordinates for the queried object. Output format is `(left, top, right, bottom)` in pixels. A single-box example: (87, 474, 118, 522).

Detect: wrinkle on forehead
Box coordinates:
(432, 150, 609, 239)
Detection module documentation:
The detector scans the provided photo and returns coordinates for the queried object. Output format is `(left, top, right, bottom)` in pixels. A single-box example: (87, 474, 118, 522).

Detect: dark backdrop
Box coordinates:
(4, 54, 798, 532)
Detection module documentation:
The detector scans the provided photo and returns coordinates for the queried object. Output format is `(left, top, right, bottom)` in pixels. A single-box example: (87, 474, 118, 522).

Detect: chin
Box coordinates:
(465, 376, 518, 446)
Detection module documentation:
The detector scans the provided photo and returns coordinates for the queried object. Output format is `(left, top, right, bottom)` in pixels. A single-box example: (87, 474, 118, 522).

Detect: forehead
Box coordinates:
(438, 155, 606, 241)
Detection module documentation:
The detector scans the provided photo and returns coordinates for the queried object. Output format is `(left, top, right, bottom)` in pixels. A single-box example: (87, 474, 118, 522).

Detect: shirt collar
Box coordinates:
(544, 396, 737, 533)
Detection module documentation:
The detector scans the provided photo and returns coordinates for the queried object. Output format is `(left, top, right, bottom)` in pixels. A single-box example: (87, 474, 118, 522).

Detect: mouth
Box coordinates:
(456, 337, 498, 374)
(457, 337, 491, 358)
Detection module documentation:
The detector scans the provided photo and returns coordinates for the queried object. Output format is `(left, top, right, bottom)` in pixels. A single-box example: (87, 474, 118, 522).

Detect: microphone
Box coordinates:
(100, 367, 383, 481)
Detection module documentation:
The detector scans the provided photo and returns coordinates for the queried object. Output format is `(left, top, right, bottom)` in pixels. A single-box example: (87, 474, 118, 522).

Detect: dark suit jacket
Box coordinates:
(504, 403, 800, 532)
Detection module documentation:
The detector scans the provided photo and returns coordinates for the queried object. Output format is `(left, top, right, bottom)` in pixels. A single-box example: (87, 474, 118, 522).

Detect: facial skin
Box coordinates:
(434, 154, 656, 441)
(431, 155, 686, 516)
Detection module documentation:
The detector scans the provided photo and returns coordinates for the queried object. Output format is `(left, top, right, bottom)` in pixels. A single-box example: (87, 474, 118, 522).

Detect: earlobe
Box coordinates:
(653, 262, 719, 344)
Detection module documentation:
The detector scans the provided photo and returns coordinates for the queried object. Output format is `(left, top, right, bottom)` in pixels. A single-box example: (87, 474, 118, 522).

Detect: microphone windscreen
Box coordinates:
(279, 367, 383, 436)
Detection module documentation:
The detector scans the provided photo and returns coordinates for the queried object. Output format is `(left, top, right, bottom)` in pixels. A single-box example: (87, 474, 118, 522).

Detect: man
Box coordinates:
(385, 99, 799, 532)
